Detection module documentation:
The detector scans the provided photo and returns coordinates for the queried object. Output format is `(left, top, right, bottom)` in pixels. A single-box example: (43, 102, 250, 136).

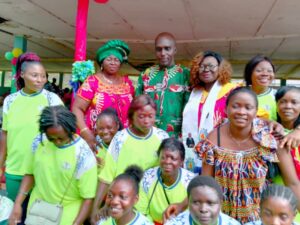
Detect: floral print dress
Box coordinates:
(195, 119, 277, 224)
(77, 74, 134, 130)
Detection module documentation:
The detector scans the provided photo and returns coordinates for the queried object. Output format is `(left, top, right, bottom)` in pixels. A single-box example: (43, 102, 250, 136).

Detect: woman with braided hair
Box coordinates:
(9, 105, 97, 225)
(245, 184, 299, 225)
(0, 52, 62, 205)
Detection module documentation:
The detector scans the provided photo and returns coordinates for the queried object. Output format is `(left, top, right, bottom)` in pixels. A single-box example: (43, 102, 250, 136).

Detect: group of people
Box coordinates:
(0, 31, 300, 225)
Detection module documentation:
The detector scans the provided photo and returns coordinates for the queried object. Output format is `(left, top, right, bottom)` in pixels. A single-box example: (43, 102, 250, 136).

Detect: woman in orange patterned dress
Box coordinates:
(72, 40, 134, 151)
(197, 87, 300, 224)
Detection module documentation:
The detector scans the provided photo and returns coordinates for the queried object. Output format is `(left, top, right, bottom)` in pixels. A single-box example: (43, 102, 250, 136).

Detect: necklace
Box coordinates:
(101, 73, 114, 84)
(227, 126, 252, 147)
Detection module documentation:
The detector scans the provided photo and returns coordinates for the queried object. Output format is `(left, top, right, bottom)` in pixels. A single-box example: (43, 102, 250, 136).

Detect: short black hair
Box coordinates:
(202, 51, 223, 65)
(226, 86, 258, 109)
(157, 138, 185, 160)
(97, 107, 123, 131)
(244, 55, 275, 86)
(260, 184, 298, 212)
(114, 165, 144, 195)
(128, 95, 156, 122)
(275, 86, 300, 129)
(39, 105, 76, 141)
(187, 175, 223, 200)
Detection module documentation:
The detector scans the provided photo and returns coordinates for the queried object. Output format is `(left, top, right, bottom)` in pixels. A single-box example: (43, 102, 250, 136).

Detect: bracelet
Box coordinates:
(19, 191, 29, 196)
(80, 127, 89, 134)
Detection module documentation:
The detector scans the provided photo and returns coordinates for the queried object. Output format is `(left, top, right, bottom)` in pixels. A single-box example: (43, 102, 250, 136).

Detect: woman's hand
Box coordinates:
(80, 128, 97, 153)
(9, 203, 22, 225)
(268, 120, 285, 140)
(279, 128, 300, 150)
(90, 206, 109, 225)
(72, 97, 98, 152)
(163, 199, 188, 223)
(96, 156, 104, 168)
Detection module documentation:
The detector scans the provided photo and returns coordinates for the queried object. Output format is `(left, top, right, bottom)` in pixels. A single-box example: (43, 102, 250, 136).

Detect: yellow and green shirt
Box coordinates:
(99, 127, 169, 184)
(257, 88, 277, 121)
(97, 211, 153, 225)
(2, 89, 63, 176)
(136, 167, 195, 223)
(26, 135, 97, 225)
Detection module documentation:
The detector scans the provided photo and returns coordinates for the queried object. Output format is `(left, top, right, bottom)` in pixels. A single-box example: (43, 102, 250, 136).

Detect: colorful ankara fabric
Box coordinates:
(272, 129, 300, 223)
(273, 128, 300, 183)
(196, 83, 237, 138)
(77, 74, 134, 130)
(2, 89, 63, 176)
(97, 211, 154, 225)
(135, 167, 195, 223)
(165, 210, 241, 225)
(195, 118, 277, 224)
(135, 64, 190, 137)
(26, 135, 97, 225)
(99, 127, 169, 184)
(182, 82, 237, 173)
(291, 146, 300, 180)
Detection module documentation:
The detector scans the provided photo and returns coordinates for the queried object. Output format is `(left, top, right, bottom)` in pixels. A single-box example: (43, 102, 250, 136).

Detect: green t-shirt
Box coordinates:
(165, 211, 241, 225)
(136, 167, 195, 223)
(257, 88, 277, 121)
(26, 135, 98, 225)
(2, 89, 63, 175)
(96, 139, 108, 175)
(97, 211, 153, 225)
(99, 127, 169, 184)
(135, 64, 190, 137)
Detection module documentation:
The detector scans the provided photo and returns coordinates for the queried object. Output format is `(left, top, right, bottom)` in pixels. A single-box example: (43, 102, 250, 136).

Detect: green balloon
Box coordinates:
(5, 51, 14, 60)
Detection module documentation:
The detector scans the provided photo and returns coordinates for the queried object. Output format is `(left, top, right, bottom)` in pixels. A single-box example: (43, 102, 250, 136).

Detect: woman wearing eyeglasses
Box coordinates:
(182, 51, 237, 173)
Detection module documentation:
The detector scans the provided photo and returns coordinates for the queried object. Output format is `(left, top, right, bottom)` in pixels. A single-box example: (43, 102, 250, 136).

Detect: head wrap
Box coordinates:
(96, 39, 130, 64)
(15, 52, 41, 90)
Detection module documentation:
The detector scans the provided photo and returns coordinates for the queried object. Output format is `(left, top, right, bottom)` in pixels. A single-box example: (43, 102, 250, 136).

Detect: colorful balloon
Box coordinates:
(5, 51, 14, 61)
(11, 57, 18, 66)
(12, 48, 23, 57)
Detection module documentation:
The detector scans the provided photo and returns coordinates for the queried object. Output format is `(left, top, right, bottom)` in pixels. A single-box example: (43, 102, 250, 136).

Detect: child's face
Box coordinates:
(96, 115, 119, 145)
(131, 105, 156, 135)
(260, 196, 296, 225)
(189, 186, 221, 225)
(106, 179, 138, 222)
(46, 125, 71, 147)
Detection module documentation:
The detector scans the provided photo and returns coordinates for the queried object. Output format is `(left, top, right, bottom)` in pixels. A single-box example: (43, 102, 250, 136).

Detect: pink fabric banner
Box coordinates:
(74, 0, 89, 61)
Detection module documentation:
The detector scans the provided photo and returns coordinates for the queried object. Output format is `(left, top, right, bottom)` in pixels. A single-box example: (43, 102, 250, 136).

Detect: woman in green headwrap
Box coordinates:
(72, 39, 134, 151)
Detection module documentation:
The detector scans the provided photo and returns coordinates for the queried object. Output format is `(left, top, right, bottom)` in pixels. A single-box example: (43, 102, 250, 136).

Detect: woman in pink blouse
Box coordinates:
(72, 40, 134, 151)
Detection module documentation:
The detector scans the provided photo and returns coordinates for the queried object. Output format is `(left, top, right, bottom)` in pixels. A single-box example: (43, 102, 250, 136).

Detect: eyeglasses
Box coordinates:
(199, 64, 218, 72)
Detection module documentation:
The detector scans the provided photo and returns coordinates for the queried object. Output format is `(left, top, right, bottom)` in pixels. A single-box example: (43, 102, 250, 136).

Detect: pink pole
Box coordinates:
(74, 0, 89, 61)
